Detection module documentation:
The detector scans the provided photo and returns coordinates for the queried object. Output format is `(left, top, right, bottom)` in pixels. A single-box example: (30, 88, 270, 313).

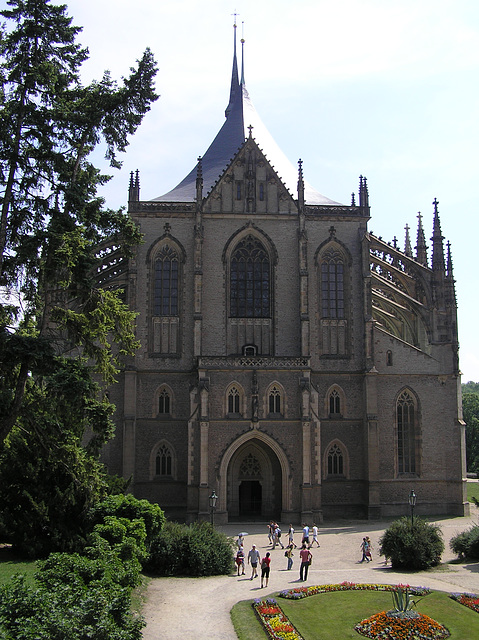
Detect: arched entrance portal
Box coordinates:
(227, 438, 282, 521)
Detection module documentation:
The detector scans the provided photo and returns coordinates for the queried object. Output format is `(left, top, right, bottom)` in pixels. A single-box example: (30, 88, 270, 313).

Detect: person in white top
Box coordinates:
(247, 544, 261, 580)
(309, 523, 320, 548)
(301, 523, 310, 546)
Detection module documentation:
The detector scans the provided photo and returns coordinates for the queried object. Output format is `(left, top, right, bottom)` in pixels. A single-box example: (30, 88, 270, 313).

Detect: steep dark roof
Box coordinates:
(153, 30, 340, 205)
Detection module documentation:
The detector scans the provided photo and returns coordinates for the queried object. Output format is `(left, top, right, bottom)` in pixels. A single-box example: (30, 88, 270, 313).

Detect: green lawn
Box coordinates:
(231, 589, 479, 640)
(467, 481, 479, 504)
(0, 546, 37, 586)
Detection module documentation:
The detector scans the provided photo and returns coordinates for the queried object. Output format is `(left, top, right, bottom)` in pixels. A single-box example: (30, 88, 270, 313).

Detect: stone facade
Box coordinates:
(99, 38, 468, 524)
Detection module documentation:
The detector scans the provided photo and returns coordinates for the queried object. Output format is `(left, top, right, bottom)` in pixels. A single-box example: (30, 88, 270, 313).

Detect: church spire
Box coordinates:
(225, 18, 240, 117)
(240, 22, 245, 86)
(415, 211, 428, 266)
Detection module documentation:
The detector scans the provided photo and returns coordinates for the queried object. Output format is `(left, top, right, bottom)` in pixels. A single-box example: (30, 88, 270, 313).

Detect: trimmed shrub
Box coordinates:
(379, 517, 444, 570)
(147, 521, 235, 576)
(450, 524, 479, 560)
(0, 515, 147, 638)
(0, 574, 144, 640)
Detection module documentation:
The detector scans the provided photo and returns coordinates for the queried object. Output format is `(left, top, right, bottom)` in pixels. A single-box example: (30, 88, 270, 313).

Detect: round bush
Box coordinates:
(450, 525, 479, 560)
(379, 517, 444, 570)
(86, 494, 165, 546)
(147, 521, 235, 576)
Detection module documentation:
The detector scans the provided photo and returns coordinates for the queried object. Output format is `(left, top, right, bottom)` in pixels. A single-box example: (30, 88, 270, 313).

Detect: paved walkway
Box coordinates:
(141, 508, 479, 640)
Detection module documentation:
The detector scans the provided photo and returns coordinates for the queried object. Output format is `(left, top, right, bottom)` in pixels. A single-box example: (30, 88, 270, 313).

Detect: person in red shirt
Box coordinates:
(299, 543, 312, 581)
(260, 551, 271, 588)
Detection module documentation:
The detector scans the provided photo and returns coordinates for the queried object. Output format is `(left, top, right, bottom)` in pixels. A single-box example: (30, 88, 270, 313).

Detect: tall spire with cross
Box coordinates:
(153, 23, 340, 205)
(225, 14, 240, 117)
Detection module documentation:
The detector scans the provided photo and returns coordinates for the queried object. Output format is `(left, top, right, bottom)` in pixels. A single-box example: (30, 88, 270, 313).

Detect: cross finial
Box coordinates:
(247, 124, 253, 138)
(232, 10, 239, 27)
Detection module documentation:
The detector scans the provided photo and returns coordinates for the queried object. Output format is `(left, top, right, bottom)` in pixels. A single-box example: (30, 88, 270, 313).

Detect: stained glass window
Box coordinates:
(230, 236, 270, 318)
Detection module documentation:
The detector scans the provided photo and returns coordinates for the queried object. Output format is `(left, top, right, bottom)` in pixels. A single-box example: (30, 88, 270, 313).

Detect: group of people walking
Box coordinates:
(235, 521, 323, 585)
(235, 522, 375, 587)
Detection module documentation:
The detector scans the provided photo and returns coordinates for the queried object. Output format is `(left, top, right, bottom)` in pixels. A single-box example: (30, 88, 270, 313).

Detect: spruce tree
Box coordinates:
(0, 0, 158, 443)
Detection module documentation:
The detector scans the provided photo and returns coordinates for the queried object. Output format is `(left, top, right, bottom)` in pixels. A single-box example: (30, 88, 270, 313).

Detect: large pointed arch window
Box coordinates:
(317, 243, 349, 356)
(156, 444, 172, 476)
(154, 245, 179, 316)
(397, 390, 417, 474)
(321, 249, 344, 319)
(227, 384, 244, 416)
(230, 236, 270, 318)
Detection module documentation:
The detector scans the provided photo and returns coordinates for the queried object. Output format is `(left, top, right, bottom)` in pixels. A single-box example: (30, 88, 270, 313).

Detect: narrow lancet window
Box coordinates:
(397, 390, 416, 473)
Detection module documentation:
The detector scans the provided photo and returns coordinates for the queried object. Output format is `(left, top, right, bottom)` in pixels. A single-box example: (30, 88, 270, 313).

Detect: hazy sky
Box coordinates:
(65, 0, 479, 382)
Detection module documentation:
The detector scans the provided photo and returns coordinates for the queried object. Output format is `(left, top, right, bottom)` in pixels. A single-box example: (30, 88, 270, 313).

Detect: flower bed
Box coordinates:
(253, 584, 455, 640)
(279, 581, 430, 600)
(449, 592, 479, 614)
(355, 611, 450, 639)
(252, 598, 304, 640)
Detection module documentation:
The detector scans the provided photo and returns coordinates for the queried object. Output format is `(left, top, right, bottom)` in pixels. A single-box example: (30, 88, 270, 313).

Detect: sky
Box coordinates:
(63, 0, 479, 382)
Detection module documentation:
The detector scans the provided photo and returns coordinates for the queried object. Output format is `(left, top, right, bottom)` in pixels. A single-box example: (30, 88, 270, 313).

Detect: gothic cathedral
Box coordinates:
(99, 29, 468, 523)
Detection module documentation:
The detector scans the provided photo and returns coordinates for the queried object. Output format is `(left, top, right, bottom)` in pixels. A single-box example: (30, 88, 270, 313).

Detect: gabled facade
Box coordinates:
(99, 28, 468, 522)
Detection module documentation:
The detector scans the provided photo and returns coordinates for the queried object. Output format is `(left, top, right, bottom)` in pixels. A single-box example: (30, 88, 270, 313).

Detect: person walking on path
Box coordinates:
(285, 544, 294, 570)
(299, 543, 313, 581)
(360, 537, 372, 562)
(235, 547, 245, 575)
(288, 524, 297, 548)
(267, 521, 274, 545)
(309, 523, 320, 548)
(273, 524, 284, 549)
(260, 552, 271, 588)
(301, 523, 310, 546)
(365, 536, 372, 561)
(248, 544, 261, 580)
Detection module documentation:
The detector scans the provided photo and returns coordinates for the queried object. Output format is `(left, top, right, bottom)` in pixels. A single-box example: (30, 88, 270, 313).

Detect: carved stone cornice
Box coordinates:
(198, 356, 310, 369)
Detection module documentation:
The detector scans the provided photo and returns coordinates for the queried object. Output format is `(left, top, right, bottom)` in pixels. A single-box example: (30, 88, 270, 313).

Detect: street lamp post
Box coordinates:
(209, 490, 218, 526)
(408, 489, 416, 529)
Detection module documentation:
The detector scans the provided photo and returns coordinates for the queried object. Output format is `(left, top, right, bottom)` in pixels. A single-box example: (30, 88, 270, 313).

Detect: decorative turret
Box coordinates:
(196, 156, 203, 206)
(297, 158, 305, 211)
(359, 176, 369, 208)
(431, 198, 445, 274)
(445, 241, 457, 308)
(415, 212, 428, 266)
(404, 223, 412, 257)
(128, 169, 140, 202)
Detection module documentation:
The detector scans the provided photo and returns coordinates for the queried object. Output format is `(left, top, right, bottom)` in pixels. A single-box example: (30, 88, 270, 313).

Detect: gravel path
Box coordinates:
(141, 509, 479, 639)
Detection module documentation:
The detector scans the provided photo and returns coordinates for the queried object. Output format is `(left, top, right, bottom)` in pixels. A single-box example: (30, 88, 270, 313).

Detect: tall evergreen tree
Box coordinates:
(0, 0, 158, 444)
